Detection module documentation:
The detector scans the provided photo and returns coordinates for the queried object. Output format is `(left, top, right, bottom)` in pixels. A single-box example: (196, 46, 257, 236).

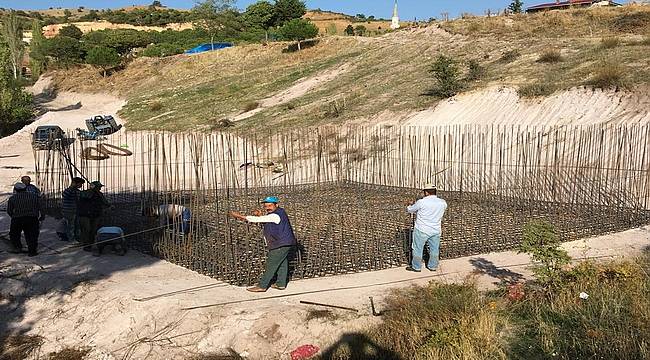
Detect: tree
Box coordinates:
(429, 54, 463, 98)
(59, 24, 83, 39)
(63, 9, 72, 22)
(152, 0, 163, 7)
(29, 20, 47, 79)
(344, 24, 354, 36)
(192, 0, 239, 49)
(0, 11, 24, 80)
(244, 1, 276, 30)
(274, 0, 306, 26)
(354, 25, 367, 36)
(279, 18, 318, 51)
(85, 46, 120, 77)
(0, 42, 33, 137)
(508, 0, 524, 14)
(43, 36, 84, 66)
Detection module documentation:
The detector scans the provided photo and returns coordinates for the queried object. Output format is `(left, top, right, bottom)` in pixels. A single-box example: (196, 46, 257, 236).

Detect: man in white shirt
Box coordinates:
(406, 183, 447, 272)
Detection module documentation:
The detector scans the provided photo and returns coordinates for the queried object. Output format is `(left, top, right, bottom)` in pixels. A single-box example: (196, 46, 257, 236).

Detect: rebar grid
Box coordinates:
(34, 124, 650, 286)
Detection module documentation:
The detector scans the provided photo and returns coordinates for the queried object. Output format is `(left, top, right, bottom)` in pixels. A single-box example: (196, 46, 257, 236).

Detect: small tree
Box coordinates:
(63, 9, 72, 22)
(279, 18, 318, 51)
(344, 24, 354, 36)
(518, 220, 571, 288)
(429, 55, 463, 98)
(508, 0, 524, 14)
(152, 0, 163, 7)
(243, 0, 276, 42)
(59, 24, 83, 39)
(354, 25, 367, 36)
(192, 0, 239, 50)
(0, 11, 24, 80)
(85, 46, 120, 77)
(274, 0, 306, 26)
(29, 20, 47, 79)
(43, 36, 84, 67)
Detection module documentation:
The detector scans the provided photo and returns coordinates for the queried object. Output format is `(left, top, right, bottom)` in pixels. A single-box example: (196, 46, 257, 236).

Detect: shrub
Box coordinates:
(612, 11, 650, 33)
(141, 43, 184, 57)
(536, 49, 562, 63)
(642, 36, 650, 46)
(149, 101, 163, 112)
(517, 82, 555, 98)
(518, 220, 570, 287)
(243, 101, 259, 112)
(58, 24, 83, 39)
(500, 49, 520, 63)
(600, 37, 620, 49)
(428, 54, 463, 98)
(588, 63, 625, 89)
(467, 59, 485, 81)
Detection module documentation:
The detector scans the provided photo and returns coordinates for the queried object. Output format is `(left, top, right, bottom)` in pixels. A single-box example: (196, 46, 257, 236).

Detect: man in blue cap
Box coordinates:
(230, 196, 297, 292)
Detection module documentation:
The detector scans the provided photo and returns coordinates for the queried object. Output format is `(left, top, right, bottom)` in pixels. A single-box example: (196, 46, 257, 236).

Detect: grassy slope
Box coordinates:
(50, 5, 650, 132)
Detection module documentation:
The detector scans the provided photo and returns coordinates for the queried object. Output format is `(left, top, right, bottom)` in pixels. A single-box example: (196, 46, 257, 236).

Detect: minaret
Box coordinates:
(391, 0, 400, 29)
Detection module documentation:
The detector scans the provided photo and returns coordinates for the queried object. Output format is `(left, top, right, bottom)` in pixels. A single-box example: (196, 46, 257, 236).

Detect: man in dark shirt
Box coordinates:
(77, 181, 111, 253)
(12, 176, 41, 196)
(7, 182, 44, 256)
(230, 196, 297, 292)
(60, 177, 85, 242)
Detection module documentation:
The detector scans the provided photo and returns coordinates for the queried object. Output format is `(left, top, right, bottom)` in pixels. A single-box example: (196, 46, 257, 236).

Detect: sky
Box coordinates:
(0, 0, 589, 19)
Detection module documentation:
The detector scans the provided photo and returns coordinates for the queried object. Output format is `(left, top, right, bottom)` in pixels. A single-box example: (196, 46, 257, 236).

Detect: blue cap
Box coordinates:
(261, 196, 279, 204)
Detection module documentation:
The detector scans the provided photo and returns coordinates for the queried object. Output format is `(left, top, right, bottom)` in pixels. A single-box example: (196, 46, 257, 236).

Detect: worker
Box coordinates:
(230, 196, 297, 292)
(77, 181, 111, 253)
(143, 204, 192, 234)
(13, 175, 41, 196)
(6, 182, 44, 256)
(406, 183, 447, 272)
(60, 177, 86, 242)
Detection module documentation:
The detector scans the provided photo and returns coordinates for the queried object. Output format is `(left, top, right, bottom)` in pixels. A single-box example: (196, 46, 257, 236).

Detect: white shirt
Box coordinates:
(155, 204, 187, 226)
(245, 213, 281, 224)
(407, 195, 447, 235)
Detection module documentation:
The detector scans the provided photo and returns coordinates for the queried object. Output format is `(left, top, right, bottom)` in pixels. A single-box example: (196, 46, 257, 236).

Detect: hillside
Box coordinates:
(49, 5, 650, 132)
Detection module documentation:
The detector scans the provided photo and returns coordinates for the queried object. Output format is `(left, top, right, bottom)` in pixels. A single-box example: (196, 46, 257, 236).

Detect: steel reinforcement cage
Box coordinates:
(35, 124, 650, 285)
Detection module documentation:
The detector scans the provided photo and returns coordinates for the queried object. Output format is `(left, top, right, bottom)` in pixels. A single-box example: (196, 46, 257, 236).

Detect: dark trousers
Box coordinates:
(9, 216, 40, 255)
(258, 246, 293, 288)
(79, 216, 100, 246)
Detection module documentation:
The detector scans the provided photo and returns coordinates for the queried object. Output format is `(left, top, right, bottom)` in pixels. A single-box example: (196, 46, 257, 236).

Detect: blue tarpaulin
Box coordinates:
(185, 43, 234, 54)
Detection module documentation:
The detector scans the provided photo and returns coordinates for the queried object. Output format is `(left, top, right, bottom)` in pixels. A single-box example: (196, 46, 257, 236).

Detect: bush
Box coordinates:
(642, 36, 650, 46)
(149, 101, 163, 111)
(517, 82, 555, 98)
(600, 37, 620, 49)
(500, 49, 520, 63)
(466, 59, 485, 81)
(141, 43, 184, 57)
(537, 49, 562, 63)
(588, 63, 625, 89)
(58, 24, 83, 39)
(243, 101, 259, 112)
(518, 220, 570, 287)
(612, 11, 650, 33)
(428, 55, 463, 98)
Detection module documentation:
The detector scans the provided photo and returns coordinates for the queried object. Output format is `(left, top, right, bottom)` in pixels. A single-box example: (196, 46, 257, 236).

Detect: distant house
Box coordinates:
(526, 0, 622, 13)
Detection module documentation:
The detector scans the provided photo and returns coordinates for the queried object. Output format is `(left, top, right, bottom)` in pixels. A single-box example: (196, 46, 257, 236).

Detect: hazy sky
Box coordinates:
(0, 0, 587, 19)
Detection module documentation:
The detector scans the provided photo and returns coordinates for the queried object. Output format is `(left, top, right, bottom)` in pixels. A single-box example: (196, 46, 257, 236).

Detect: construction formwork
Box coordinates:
(35, 124, 650, 285)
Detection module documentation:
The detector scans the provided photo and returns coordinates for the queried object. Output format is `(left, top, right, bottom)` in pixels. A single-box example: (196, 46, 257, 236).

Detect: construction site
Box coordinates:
(32, 124, 650, 286)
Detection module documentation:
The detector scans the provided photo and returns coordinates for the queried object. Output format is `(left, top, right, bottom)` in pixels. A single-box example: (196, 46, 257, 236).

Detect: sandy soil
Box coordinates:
(404, 86, 650, 127)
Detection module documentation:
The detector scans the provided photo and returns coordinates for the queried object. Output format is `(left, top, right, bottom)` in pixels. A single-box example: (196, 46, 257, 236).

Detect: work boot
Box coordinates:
(405, 266, 421, 273)
(246, 286, 267, 293)
(271, 284, 286, 290)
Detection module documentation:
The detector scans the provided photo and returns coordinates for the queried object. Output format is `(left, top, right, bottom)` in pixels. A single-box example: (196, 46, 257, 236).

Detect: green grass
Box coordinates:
(322, 253, 650, 360)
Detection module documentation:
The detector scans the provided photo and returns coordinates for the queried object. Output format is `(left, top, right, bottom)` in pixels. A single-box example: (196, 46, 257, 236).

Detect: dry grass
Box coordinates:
(149, 101, 163, 112)
(326, 254, 650, 360)
(588, 62, 626, 89)
(188, 349, 243, 360)
(500, 49, 521, 63)
(600, 36, 621, 49)
(242, 101, 259, 112)
(306, 309, 340, 322)
(47, 347, 91, 360)
(537, 49, 563, 63)
(518, 82, 555, 98)
(0, 334, 44, 360)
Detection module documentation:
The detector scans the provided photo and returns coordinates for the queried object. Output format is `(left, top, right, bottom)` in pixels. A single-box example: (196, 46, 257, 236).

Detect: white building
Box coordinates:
(391, 0, 400, 29)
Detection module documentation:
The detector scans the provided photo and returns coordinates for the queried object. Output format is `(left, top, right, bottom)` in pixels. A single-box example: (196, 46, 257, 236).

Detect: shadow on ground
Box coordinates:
(318, 332, 402, 360)
(469, 257, 524, 285)
(0, 213, 162, 358)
